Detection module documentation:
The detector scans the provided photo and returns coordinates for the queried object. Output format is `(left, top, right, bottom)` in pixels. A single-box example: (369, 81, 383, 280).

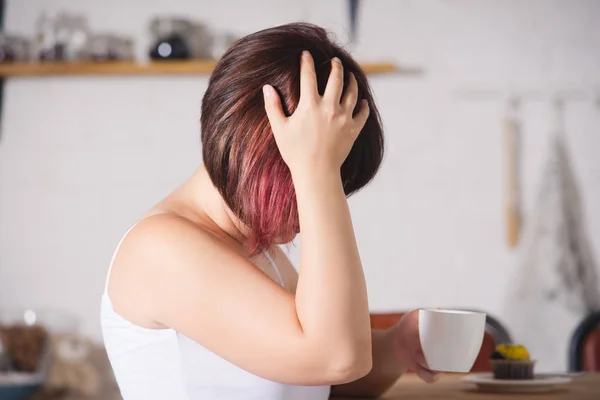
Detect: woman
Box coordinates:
(101, 23, 437, 399)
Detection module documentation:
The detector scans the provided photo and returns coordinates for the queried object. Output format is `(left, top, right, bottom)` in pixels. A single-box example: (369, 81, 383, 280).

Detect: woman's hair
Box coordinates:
(201, 22, 384, 253)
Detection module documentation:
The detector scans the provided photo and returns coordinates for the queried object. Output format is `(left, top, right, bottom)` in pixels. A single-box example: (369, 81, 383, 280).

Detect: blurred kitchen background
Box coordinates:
(0, 0, 599, 396)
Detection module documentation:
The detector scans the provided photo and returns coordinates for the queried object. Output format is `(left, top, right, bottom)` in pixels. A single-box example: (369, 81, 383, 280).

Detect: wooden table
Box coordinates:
(42, 373, 600, 400)
(33, 347, 600, 399)
(371, 373, 600, 400)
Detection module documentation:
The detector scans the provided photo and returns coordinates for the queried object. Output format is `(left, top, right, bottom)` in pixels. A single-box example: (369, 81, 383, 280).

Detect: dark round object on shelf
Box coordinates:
(149, 34, 190, 60)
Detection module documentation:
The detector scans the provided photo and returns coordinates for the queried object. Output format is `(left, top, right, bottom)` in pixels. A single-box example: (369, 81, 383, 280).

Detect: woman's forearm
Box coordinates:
(292, 167, 372, 373)
(260, 50, 374, 380)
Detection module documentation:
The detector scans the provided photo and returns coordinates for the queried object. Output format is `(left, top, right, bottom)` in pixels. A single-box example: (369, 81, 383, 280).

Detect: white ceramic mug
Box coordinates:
(418, 309, 486, 373)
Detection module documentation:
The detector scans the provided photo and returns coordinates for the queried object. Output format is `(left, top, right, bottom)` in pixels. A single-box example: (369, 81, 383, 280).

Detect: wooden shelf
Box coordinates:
(0, 60, 403, 77)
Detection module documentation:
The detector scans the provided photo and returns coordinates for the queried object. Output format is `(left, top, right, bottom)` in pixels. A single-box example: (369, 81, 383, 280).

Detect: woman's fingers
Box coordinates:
(341, 73, 359, 111)
(299, 51, 318, 104)
(323, 57, 344, 104)
(263, 85, 286, 131)
(415, 348, 440, 383)
(415, 364, 439, 383)
(353, 99, 370, 129)
(400, 351, 438, 383)
(415, 348, 428, 367)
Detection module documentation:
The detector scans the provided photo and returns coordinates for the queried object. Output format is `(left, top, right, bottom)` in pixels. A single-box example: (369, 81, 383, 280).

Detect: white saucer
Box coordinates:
(461, 373, 572, 393)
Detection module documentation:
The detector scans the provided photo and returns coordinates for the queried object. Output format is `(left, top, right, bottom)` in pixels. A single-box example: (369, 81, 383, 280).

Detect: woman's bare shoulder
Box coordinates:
(106, 212, 236, 328)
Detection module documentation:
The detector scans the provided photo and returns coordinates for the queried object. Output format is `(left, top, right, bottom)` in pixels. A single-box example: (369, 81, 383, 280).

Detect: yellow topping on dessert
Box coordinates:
(495, 344, 530, 361)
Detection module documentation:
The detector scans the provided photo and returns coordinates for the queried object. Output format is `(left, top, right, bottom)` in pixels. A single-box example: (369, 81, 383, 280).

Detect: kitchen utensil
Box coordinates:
(504, 97, 521, 248)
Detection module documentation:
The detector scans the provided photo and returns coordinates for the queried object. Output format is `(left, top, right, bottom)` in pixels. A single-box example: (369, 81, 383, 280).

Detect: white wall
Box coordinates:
(1, 0, 599, 371)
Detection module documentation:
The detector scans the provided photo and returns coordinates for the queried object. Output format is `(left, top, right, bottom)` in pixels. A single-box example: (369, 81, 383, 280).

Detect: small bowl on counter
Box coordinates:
(0, 309, 57, 400)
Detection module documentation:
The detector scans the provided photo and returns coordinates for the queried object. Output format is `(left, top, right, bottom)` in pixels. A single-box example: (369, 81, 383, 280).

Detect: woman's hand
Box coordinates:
(262, 51, 370, 176)
(393, 310, 440, 383)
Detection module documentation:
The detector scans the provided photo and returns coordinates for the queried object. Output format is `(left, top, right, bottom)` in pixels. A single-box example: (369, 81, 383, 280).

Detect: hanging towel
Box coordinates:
(504, 101, 600, 372)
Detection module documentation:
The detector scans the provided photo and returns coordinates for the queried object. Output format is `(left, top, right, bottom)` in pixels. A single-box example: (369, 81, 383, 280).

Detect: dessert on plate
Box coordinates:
(489, 344, 535, 380)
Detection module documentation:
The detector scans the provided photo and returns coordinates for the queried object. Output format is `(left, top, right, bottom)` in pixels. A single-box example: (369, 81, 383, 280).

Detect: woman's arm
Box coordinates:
(270, 248, 404, 398)
(292, 168, 372, 375)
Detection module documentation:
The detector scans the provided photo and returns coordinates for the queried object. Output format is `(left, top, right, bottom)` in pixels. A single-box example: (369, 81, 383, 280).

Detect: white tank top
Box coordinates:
(101, 220, 331, 400)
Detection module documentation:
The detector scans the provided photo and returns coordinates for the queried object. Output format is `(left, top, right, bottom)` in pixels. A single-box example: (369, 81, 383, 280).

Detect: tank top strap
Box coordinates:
(264, 250, 284, 287)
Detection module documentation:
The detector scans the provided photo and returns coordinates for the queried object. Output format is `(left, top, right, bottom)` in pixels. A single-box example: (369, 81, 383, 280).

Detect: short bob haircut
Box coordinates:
(201, 22, 384, 253)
